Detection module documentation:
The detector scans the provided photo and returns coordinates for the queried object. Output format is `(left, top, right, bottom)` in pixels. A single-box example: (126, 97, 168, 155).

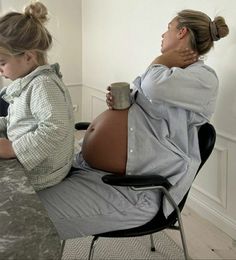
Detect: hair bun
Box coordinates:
(24, 2, 48, 23)
(213, 16, 229, 40)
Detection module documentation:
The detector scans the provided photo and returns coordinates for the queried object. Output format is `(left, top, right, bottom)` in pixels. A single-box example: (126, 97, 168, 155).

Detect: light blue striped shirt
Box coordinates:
(127, 60, 218, 216)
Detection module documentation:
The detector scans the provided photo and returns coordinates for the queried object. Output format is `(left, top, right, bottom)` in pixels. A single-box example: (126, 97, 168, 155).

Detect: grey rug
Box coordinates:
(62, 231, 185, 260)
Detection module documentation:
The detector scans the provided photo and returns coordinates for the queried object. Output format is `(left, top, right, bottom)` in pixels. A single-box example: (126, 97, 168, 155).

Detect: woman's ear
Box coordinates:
(177, 27, 188, 39)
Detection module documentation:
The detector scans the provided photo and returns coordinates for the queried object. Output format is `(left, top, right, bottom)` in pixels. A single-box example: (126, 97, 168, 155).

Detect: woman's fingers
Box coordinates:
(106, 89, 113, 109)
(178, 48, 198, 63)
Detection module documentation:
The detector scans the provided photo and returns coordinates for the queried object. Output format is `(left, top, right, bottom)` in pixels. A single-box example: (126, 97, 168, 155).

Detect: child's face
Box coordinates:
(0, 53, 35, 81)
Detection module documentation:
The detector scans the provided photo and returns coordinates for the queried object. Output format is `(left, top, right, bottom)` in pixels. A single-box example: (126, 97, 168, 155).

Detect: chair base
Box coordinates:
(87, 228, 190, 260)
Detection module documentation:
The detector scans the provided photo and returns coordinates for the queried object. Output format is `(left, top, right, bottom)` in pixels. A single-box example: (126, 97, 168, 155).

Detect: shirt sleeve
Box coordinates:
(136, 62, 219, 117)
(12, 78, 73, 171)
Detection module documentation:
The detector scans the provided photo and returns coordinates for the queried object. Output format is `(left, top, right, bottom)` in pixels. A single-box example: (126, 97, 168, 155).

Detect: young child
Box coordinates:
(0, 2, 75, 191)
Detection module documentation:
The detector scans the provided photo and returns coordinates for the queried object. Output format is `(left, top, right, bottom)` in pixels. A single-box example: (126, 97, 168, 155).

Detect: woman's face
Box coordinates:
(161, 18, 180, 53)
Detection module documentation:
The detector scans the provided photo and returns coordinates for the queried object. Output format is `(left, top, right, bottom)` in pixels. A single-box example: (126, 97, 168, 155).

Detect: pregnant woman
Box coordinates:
(38, 9, 229, 239)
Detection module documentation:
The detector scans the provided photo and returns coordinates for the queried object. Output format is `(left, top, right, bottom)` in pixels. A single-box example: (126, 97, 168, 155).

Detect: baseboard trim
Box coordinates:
(187, 195, 236, 240)
(66, 83, 83, 88)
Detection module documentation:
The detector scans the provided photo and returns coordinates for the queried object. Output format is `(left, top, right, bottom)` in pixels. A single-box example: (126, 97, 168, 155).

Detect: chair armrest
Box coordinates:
(102, 174, 172, 189)
(74, 122, 90, 130)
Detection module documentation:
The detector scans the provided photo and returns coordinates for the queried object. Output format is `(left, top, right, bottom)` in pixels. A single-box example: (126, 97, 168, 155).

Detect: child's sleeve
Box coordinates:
(12, 79, 74, 171)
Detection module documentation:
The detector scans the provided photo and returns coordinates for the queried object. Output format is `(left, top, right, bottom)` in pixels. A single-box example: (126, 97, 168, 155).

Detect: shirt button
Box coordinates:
(127, 172, 132, 175)
(149, 99, 152, 103)
(129, 149, 133, 153)
(130, 127, 133, 131)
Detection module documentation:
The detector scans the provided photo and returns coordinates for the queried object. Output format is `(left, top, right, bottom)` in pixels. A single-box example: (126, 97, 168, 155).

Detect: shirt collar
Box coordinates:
(1, 63, 62, 103)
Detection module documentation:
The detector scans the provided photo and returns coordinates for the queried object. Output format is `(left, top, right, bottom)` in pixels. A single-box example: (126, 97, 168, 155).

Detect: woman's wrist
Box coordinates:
(151, 48, 198, 68)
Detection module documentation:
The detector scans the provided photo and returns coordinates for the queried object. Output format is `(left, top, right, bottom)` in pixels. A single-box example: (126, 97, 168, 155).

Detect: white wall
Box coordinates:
(81, 0, 236, 239)
(82, 0, 235, 133)
(0, 0, 83, 121)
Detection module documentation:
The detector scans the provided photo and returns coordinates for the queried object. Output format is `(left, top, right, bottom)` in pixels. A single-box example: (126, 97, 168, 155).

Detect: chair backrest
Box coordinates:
(170, 122, 216, 217)
(197, 122, 216, 171)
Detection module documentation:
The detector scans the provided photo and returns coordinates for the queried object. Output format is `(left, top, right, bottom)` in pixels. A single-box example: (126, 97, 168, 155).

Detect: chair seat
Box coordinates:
(94, 209, 176, 238)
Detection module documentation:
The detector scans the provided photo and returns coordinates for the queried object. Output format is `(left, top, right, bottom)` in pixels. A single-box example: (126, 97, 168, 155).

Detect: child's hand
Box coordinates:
(151, 48, 198, 68)
(0, 138, 16, 159)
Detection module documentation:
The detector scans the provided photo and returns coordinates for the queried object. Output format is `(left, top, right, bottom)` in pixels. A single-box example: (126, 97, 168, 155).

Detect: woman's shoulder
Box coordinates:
(187, 60, 218, 78)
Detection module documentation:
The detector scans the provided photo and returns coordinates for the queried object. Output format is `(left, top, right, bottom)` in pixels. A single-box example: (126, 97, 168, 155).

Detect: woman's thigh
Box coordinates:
(37, 171, 159, 240)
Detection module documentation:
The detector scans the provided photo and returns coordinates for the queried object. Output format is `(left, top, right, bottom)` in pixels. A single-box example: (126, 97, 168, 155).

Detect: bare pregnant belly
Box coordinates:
(82, 109, 129, 175)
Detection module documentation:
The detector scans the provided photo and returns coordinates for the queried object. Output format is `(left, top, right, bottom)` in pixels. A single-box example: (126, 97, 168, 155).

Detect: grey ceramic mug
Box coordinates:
(110, 82, 131, 110)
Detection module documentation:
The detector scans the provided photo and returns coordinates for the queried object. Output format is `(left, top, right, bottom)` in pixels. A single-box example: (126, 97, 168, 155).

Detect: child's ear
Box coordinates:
(177, 27, 188, 39)
(24, 50, 37, 62)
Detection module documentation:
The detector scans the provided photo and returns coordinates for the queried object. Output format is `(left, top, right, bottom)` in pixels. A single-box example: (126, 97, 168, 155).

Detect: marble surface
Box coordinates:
(0, 159, 62, 260)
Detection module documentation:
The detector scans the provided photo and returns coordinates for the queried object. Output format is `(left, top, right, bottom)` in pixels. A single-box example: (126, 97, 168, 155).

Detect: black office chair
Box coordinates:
(66, 122, 216, 260)
(0, 96, 9, 117)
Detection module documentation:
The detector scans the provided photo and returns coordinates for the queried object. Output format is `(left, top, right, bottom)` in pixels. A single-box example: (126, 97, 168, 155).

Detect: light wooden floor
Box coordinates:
(166, 206, 236, 259)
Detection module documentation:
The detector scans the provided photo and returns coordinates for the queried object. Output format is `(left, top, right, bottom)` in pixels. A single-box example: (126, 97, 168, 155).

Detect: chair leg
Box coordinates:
(176, 212, 190, 260)
(88, 236, 99, 260)
(61, 240, 66, 257)
(149, 234, 156, 251)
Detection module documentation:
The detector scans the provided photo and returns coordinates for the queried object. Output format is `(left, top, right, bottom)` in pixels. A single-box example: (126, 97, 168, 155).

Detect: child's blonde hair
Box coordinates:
(0, 1, 52, 65)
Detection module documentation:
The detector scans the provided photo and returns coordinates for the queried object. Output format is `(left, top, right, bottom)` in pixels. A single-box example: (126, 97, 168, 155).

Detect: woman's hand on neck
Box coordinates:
(150, 47, 198, 68)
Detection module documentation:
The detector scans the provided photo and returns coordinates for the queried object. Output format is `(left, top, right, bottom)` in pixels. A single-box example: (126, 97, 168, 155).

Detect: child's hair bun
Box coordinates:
(24, 2, 48, 24)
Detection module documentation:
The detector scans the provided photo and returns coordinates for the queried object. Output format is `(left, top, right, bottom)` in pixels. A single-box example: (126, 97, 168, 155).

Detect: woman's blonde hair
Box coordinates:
(0, 1, 52, 65)
(176, 9, 229, 55)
